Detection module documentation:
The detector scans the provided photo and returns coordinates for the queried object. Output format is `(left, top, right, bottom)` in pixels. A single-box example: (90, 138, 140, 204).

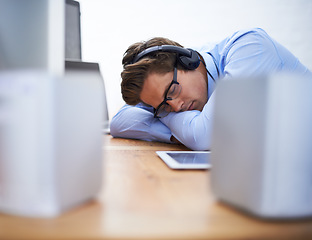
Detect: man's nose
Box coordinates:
(168, 98, 184, 112)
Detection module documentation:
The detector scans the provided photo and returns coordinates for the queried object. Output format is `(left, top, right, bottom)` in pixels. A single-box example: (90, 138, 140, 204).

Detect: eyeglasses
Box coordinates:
(153, 67, 182, 118)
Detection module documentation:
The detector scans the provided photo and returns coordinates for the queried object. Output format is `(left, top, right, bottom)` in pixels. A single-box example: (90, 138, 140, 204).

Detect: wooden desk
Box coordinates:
(0, 135, 311, 239)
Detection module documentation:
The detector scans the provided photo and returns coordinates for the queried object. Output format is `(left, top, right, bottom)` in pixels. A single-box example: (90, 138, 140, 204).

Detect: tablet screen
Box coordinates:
(156, 151, 211, 169)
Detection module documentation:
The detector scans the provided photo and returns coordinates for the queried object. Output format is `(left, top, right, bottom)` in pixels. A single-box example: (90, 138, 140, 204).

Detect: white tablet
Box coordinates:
(156, 151, 211, 169)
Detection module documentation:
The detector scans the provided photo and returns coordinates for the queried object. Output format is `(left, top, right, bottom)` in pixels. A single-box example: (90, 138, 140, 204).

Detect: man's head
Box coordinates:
(121, 37, 208, 116)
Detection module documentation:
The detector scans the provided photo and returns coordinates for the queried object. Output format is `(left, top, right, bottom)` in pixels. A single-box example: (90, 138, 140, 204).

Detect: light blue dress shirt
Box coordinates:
(110, 28, 312, 150)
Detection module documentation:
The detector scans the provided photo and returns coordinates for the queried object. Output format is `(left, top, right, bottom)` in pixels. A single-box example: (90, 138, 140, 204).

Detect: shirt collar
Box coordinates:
(200, 51, 218, 98)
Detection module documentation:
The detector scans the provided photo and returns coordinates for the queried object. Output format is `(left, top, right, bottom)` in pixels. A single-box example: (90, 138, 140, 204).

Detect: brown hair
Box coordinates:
(121, 37, 183, 105)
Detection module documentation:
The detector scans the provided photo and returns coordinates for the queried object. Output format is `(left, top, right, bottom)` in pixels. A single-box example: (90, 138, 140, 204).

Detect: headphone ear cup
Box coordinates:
(178, 49, 200, 70)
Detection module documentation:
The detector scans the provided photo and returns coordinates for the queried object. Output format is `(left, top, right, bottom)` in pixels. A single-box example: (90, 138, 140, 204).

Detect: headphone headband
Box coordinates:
(131, 45, 200, 70)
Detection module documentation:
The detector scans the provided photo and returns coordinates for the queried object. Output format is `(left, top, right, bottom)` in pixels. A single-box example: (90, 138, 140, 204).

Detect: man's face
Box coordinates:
(140, 66, 208, 114)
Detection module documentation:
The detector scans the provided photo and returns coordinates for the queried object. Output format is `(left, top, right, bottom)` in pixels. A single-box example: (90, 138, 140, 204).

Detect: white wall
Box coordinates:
(78, 0, 312, 119)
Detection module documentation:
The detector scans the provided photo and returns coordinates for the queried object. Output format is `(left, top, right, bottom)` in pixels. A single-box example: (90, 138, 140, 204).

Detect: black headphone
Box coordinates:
(131, 45, 201, 70)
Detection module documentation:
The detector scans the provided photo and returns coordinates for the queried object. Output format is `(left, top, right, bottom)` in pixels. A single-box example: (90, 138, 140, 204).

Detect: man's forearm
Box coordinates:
(110, 104, 173, 143)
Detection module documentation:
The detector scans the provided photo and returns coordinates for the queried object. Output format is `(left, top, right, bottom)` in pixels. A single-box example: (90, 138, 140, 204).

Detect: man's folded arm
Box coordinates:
(110, 104, 173, 143)
(160, 93, 216, 151)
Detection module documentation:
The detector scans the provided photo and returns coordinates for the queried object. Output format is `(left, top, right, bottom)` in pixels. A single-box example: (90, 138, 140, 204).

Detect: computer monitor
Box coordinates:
(65, 0, 82, 60)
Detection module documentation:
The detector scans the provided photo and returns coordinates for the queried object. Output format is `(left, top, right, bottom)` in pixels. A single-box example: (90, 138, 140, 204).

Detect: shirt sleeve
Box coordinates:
(159, 92, 216, 151)
(110, 104, 173, 143)
(222, 28, 312, 79)
(222, 28, 283, 78)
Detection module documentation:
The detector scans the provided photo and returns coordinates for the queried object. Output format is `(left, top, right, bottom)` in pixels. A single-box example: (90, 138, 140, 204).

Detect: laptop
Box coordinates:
(65, 61, 110, 134)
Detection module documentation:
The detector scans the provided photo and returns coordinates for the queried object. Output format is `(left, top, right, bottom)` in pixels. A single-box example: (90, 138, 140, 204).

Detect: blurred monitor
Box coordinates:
(65, 0, 82, 60)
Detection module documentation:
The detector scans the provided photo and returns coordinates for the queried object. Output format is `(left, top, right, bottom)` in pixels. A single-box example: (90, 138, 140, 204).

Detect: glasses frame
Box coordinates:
(153, 67, 180, 118)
